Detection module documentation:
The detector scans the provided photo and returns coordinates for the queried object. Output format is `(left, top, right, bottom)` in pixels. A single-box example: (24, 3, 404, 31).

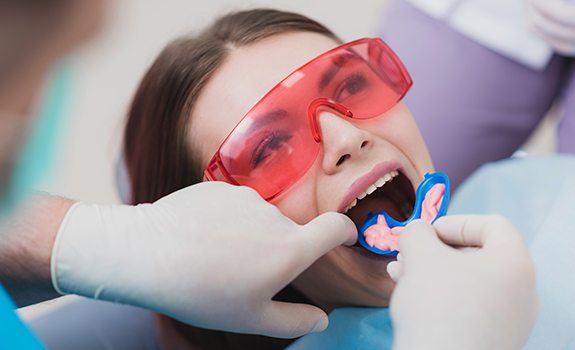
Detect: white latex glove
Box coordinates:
(526, 0, 575, 56)
(388, 215, 538, 350)
(51, 182, 357, 338)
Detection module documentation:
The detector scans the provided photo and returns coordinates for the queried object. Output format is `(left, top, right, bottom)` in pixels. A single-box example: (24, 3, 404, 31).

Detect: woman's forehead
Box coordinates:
(193, 31, 340, 164)
(218, 32, 339, 106)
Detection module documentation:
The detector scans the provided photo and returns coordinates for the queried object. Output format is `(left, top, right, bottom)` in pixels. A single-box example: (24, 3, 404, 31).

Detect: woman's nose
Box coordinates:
(318, 111, 372, 175)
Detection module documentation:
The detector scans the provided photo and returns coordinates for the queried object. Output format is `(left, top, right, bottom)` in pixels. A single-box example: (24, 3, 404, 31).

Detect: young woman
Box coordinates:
(123, 8, 434, 349)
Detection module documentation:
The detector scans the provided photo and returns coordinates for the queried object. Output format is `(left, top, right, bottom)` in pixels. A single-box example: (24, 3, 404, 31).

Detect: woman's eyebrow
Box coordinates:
(248, 109, 288, 131)
(318, 52, 360, 92)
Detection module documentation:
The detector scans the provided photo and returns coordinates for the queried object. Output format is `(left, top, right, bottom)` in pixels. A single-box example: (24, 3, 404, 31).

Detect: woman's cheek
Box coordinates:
(273, 177, 318, 225)
(374, 106, 433, 173)
(291, 250, 355, 308)
(397, 118, 432, 168)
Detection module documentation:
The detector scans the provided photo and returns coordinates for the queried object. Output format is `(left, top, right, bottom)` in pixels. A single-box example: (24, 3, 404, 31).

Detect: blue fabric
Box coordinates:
(450, 155, 575, 349)
(0, 64, 71, 218)
(0, 285, 43, 349)
(290, 155, 575, 349)
(288, 308, 393, 350)
(0, 64, 69, 350)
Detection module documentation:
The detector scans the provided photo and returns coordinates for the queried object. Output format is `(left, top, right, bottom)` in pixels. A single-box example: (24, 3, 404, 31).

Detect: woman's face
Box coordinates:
(191, 32, 433, 308)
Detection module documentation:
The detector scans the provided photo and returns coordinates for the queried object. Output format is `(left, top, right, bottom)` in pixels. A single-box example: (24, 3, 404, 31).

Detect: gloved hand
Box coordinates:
(387, 215, 538, 350)
(51, 182, 357, 338)
(526, 0, 575, 56)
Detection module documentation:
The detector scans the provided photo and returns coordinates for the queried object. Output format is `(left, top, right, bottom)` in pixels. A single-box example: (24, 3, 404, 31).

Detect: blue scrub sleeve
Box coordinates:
(0, 285, 44, 349)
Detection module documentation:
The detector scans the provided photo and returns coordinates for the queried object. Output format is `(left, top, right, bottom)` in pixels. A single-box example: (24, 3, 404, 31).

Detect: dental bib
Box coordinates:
(358, 172, 451, 256)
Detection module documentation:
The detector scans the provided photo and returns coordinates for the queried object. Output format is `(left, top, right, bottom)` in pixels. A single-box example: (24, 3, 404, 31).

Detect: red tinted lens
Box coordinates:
(205, 38, 411, 199)
(215, 106, 320, 199)
(322, 39, 411, 119)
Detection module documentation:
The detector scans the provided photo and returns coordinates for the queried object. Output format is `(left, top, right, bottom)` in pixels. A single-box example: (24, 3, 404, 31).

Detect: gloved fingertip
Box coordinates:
(330, 212, 358, 246)
(310, 315, 329, 333)
(387, 261, 402, 282)
(303, 212, 357, 248)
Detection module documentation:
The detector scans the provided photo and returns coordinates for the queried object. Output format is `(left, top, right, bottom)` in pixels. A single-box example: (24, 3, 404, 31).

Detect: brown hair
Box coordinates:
(123, 8, 340, 349)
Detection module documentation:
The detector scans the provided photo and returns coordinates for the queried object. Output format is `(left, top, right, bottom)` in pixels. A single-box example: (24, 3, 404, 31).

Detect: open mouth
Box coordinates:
(342, 170, 416, 231)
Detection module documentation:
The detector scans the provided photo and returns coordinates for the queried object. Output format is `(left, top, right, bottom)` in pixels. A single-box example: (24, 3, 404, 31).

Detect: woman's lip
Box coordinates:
(337, 160, 402, 213)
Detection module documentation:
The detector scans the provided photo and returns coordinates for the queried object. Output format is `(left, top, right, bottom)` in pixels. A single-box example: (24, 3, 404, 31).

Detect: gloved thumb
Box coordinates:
(298, 212, 357, 265)
(398, 219, 443, 259)
(433, 215, 524, 250)
(258, 300, 329, 338)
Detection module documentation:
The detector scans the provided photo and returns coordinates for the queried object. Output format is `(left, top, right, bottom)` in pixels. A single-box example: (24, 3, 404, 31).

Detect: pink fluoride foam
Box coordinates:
(364, 215, 404, 251)
(363, 183, 446, 251)
(421, 183, 446, 222)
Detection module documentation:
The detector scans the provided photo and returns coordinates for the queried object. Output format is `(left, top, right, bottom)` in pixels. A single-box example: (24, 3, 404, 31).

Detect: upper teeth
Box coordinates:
(343, 170, 399, 213)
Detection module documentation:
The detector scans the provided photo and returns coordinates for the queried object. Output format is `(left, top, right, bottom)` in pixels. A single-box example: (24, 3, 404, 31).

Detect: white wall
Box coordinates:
(42, 0, 390, 204)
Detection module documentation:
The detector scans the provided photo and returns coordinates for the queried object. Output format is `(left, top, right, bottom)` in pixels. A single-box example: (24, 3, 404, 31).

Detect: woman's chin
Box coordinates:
(340, 287, 392, 308)
(321, 290, 391, 311)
